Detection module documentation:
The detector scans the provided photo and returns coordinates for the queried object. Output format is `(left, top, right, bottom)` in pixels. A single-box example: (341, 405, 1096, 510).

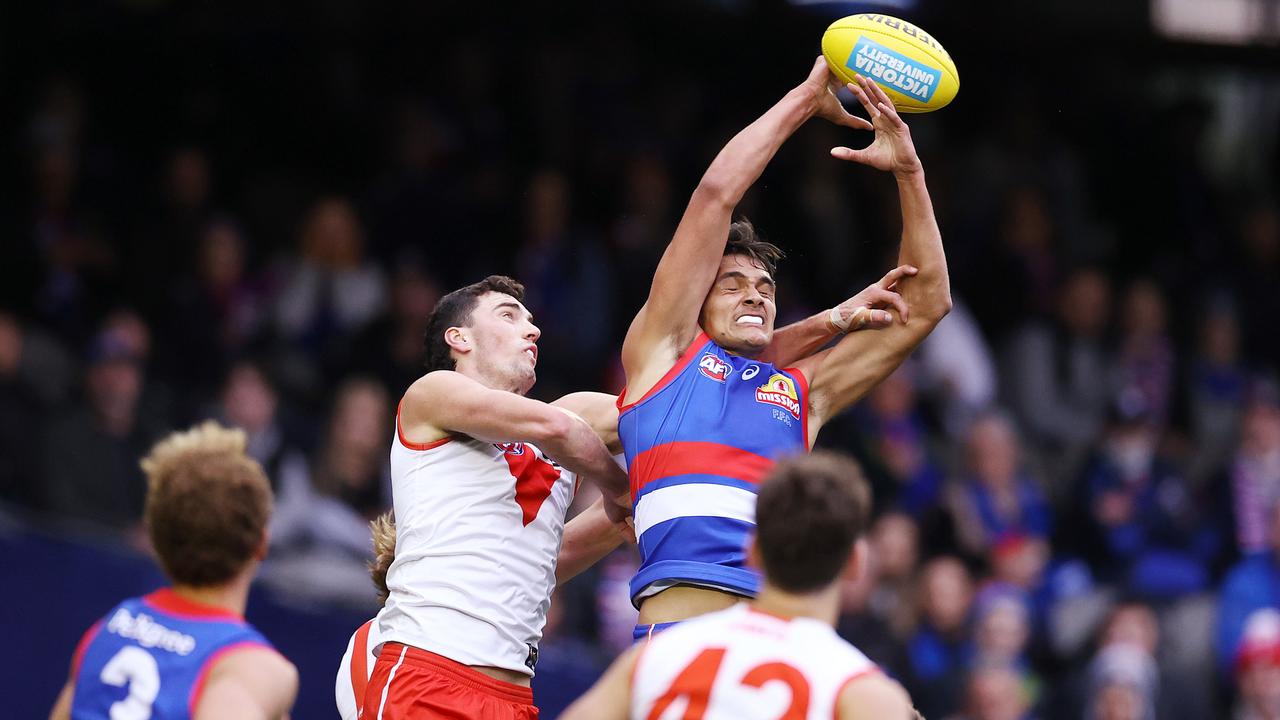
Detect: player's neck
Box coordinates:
(171, 570, 253, 617)
(752, 582, 840, 626)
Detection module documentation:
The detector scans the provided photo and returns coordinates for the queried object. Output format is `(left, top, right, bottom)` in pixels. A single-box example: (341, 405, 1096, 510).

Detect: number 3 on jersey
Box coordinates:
(648, 647, 810, 720)
(100, 646, 161, 720)
(496, 443, 563, 526)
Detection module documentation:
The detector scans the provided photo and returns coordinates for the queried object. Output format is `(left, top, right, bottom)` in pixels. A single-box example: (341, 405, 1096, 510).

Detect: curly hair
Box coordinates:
(422, 275, 526, 372)
(367, 512, 397, 607)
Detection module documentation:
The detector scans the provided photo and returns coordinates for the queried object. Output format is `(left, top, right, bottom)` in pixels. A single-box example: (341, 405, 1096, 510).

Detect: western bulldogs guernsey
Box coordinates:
(70, 588, 274, 719)
(618, 332, 809, 603)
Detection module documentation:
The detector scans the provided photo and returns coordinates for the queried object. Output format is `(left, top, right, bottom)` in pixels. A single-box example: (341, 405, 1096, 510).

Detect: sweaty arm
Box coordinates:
(560, 643, 641, 720)
(795, 76, 950, 442)
(195, 646, 298, 720)
(621, 58, 867, 398)
(401, 372, 629, 499)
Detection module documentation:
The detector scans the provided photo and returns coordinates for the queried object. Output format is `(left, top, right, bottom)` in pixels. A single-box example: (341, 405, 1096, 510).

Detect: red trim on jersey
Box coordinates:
(832, 666, 884, 720)
(71, 619, 104, 677)
(187, 640, 275, 716)
(617, 332, 710, 413)
(396, 400, 452, 451)
(630, 441, 774, 498)
(143, 588, 243, 622)
(783, 367, 811, 449)
(351, 619, 374, 714)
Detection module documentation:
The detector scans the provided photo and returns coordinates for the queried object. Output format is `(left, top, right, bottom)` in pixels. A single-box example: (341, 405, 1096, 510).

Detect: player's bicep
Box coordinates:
(561, 644, 640, 720)
(805, 328, 916, 424)
(404, 372, 571, 445)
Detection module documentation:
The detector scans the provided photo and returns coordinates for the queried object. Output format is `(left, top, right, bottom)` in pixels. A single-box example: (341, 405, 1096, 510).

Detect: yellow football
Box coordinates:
(821, 14, 959, 113)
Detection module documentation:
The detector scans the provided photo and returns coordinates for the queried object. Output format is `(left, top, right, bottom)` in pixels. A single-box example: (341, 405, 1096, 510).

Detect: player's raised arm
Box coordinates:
(758, 263, 917, 366)
(621, 57, 871, 393)
(794, 75, 950, 441)
(403, 373, 630, 500)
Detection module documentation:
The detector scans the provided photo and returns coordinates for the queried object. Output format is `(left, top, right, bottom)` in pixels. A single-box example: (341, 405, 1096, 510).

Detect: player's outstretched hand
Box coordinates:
(830, 264, 918, 331)
(799, 57, 874, 132)
(830, 74, 923, 178)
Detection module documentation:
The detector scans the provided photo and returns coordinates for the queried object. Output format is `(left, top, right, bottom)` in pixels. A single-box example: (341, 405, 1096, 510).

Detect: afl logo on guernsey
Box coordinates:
(756, 373, 801, 419)
(699, 353, 730, 382)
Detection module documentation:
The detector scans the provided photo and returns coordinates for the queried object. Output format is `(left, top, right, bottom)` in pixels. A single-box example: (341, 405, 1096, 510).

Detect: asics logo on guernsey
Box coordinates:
(106, 608, 197, 656)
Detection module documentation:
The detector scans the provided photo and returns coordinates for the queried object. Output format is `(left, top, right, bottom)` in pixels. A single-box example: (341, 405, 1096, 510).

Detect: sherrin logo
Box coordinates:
(756, 373, 801, 419)
(699, 353, 730, 382)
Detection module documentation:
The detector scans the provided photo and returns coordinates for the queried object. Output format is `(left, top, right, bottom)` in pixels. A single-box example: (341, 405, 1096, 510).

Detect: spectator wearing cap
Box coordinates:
(41, 318, 169, 532)
(1232, 609, 1280, 720)
(1218, 501, 1280, 675)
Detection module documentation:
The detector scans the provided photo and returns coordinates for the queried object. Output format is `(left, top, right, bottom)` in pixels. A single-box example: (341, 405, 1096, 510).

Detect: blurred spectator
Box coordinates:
(1232, 609, 1280, 720)
(1085, 643, 1158, 720)
(1113, 279, 1175, 430)
(343, 255, 440, 397)
(917, 297, 998, 436)
(972, 583, 1036, 677)
(954, 662, 1036, 720)
(969, 185, 1062, 343)
(855, 365, 945, 519)
(515, 169, 615, 397)
(1218, 500, 1280, 673)
(1231, 381, 1280, 556)
(1185, 297, 1248, 484)
(1003, 266, 1115, 486)
(273, 197, 387, 365)
(1082, 402, 1224, 598)
(864, 511, 921, 640)
(163, 217, 269, 395)
(208, 360, 308, 490)
(530, 588, 607, 719)
(42, 321, 169, 531)
(264, 377, 391, 608)
(948, 411, 1052, 560)
(130, 147, 215, 314)
(907, 556, 975, 719)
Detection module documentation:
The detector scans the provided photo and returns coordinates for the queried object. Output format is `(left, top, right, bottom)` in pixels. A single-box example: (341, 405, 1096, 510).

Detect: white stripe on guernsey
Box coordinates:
(634, 483, 756, 536)
(375, 645, 409, 720)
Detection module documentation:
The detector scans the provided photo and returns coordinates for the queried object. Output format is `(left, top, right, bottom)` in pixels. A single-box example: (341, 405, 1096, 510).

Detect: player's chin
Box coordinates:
(728, 327, 772, 353)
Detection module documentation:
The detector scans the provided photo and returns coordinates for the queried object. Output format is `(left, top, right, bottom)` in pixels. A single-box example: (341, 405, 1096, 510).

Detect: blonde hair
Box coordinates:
(368, 512, 397, 606)
(142, 421, 273, 587)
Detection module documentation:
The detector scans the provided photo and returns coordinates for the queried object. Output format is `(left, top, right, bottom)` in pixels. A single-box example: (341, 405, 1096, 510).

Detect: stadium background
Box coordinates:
(2, 1, 1279, 717)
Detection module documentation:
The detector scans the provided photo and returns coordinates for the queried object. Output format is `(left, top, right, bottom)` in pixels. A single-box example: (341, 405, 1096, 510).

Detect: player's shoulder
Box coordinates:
(406, 370, 468, 400)
(835, 670, 911, 720)
(207, 643, 298, 693)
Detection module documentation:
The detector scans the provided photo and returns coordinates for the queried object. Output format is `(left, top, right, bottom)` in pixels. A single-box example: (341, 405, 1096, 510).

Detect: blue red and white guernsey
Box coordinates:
(69, 588, 276, 719)
(618, 331, 810, 604)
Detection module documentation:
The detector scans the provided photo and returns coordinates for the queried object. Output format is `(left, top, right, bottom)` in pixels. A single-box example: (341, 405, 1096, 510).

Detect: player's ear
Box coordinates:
(444, 326, 470, 355)
(745, 534, 762, 570)
(842, 538, 870, 584)
(254, 529, 270, 562)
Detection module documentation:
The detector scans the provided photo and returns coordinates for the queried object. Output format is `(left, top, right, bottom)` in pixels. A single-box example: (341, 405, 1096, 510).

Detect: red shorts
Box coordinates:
(362, 643, 538, 720)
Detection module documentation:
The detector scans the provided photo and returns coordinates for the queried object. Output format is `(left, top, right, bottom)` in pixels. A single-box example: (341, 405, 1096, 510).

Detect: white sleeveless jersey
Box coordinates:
(377, 415, 576, 676)
(631, 604, 879, 720)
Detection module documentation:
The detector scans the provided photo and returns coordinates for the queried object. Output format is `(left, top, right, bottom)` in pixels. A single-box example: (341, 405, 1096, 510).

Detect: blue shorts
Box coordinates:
(632, 621, 680, 643)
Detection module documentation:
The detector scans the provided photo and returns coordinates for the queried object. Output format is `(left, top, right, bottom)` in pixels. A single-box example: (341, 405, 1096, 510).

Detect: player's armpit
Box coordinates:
(836, 673, 913, 720)
(194, 646, 298, 720)
(561, 643, 642, 720)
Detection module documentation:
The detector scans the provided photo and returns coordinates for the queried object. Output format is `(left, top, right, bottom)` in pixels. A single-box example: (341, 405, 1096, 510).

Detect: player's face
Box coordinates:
(466, 292, 541, 394)
(699, 254, 776, 357)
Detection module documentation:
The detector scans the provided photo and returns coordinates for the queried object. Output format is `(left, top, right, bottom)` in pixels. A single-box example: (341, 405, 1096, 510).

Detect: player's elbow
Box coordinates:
(529, 407, 577, 447)
(693, 173, 737, 210)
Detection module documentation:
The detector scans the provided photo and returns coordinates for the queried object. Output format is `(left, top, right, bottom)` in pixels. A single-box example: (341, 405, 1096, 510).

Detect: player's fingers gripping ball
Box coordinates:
(822, 13, 959, 113)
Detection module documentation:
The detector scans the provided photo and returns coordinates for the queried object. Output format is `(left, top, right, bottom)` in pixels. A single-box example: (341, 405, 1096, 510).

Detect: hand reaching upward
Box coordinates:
(830, 74, 924, 179)
(799, 57, 874, 132)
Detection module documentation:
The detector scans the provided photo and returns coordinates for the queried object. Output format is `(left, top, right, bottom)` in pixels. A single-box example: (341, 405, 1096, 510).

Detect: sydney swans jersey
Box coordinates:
(630, 604, 878, 720)
(618, 332, 809, 601)
(70, 589, 274, 719)
(335, 611, 383, 720)
(378, 410, 577, 676)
